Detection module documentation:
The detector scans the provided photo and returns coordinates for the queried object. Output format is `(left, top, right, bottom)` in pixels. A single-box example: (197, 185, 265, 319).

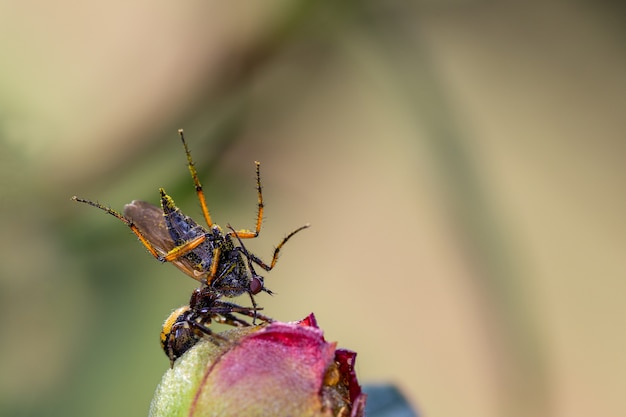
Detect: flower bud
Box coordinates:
(150, 314, 366, 417)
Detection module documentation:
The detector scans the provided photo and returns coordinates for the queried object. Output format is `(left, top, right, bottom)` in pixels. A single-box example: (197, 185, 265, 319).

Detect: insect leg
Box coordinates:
(201, 300, 273, 323)
(186, 319, 228, 343)
(216, 307, 274, 324)
(178, 129, 213, 227)
(231, 223, 310, 271)
(204, 245, 222, 286)
(72, 196, 166, 262)
(228, 161, 264, 239)
(162, 234, 208, 262)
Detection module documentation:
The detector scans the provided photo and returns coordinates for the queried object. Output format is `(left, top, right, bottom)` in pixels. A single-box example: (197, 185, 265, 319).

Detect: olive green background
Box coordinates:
(1, 1, 624, 417)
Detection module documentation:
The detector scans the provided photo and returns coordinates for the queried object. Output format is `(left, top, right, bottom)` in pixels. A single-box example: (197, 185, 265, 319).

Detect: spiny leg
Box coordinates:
(184, 309, 267, 342)
(162, 234, 209, 262)
(201, 300, 274, 324)
(227, 161, 265, 239)
(210, 307, 268, 328)
(71, 196, 165, 261)
(178, 129, 213, 227)
(179, 129, 264, 239)
(214, 305, 275, 324)
(212, 313, 250, 327)
(264, 223, 310, 270)
(229, 223, 310, 272)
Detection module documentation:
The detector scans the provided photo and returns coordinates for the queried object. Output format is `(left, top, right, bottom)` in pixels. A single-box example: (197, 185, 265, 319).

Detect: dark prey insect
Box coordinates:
(160, 284, 274, 367)
(72, 129, 308, 362)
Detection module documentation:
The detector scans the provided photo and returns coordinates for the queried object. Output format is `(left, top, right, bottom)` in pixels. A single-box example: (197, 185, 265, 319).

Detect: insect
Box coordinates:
(73, 129, 308, 362)
(160, 284, 274, 366)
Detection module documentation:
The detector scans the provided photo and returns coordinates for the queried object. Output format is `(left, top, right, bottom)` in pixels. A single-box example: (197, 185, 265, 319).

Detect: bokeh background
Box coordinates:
(1, 1, 624, 416)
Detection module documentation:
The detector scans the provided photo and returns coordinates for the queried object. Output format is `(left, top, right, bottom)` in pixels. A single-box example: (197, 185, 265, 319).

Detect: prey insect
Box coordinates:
(73, 129, 308, 363)
(160, 285, 274, 367)
(73, 129, 308, 301)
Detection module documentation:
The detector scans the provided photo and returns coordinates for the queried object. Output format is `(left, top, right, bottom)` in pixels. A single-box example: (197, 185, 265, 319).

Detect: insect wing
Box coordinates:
(123, 200, 203, 281)
(123, 200, 171, 251)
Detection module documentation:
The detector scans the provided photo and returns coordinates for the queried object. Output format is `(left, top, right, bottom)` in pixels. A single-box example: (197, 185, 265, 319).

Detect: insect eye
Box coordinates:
(249, 276, 263, 295)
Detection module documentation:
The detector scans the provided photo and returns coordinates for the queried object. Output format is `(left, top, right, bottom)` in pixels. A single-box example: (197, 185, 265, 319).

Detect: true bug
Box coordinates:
(160, 285, 273, 367)
(73, 129, 308, 362)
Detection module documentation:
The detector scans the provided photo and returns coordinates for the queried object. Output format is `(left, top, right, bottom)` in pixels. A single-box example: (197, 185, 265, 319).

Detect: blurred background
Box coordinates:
(1, 1, 624, 416)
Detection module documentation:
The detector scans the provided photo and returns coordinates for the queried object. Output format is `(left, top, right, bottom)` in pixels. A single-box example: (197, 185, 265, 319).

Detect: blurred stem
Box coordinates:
(334, 5, 549, 417)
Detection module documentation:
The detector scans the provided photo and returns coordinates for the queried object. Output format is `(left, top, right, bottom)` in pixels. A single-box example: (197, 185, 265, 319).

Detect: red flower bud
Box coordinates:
(150, 314, 366, 417)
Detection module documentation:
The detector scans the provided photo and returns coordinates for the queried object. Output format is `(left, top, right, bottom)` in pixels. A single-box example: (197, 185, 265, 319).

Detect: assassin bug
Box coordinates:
(73, 129, 308, 362)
